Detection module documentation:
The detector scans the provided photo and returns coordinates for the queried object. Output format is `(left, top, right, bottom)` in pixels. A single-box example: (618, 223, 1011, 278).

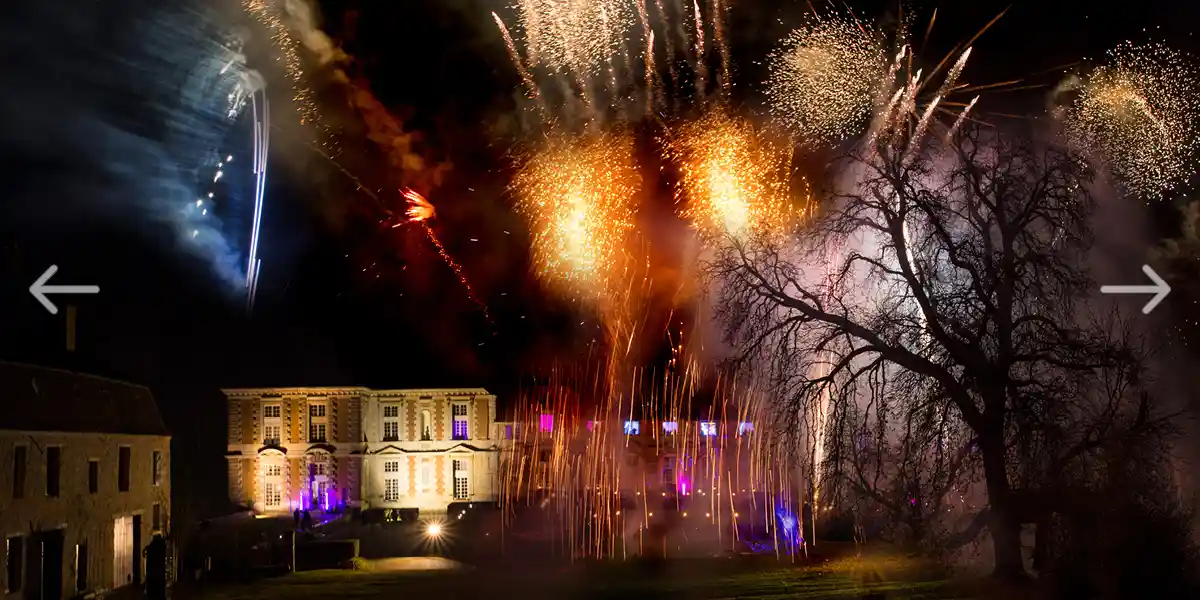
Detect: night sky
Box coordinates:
(1, 0, 1198, 515)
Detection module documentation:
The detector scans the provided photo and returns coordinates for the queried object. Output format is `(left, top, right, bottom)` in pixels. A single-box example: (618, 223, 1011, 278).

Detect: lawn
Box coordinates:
(187, 555, 972, 600)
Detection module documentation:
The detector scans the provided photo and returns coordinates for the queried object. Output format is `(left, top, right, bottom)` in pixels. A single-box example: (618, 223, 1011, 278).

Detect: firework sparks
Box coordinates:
(394, 189, 489, 320)
(766, 14, 889, 146)
(667, 112, 802, 242)
(242, 0, 324, 129)
(1064, 42, 1200, 199)
(403, 189, 436, 222)
(513, 0, 636, 78)
(513, 134, 641, 302)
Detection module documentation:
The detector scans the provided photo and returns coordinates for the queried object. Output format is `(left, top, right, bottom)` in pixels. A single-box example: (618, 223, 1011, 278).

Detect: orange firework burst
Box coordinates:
(667, 111, 804, 243)
(403, 189, 436, 222)
(513, 134, 642, 304)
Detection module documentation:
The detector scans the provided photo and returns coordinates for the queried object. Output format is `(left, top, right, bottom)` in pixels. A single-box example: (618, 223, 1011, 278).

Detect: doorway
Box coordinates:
(23, 529, 64, 600)
(131, 515, 142, 586)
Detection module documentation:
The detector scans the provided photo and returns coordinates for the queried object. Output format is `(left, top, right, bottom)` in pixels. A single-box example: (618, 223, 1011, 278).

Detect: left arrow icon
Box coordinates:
(30, 265, 100, 315)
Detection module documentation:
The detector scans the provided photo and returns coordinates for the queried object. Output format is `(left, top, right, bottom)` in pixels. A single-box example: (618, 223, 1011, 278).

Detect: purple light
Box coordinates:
(680, 481, 688, 495)
(539, 414, 554, 432)
(586, 420, 594, 432)
(453, 420, 469, 440)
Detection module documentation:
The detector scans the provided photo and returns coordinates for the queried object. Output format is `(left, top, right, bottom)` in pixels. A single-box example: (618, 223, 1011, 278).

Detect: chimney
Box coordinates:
(66, 305, 77, 352)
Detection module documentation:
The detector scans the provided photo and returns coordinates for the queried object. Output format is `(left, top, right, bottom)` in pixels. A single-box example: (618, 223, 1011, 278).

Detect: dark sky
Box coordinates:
(1, 0, 1198, 514)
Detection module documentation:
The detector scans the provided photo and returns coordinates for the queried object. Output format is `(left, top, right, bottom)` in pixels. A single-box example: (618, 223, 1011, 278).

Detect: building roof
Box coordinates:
(0, 361, 169, 436)
(221, 387, 494, 398)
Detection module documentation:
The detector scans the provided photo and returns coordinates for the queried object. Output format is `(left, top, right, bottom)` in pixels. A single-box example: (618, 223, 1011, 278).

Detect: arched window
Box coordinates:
(421, 409, 432, 441)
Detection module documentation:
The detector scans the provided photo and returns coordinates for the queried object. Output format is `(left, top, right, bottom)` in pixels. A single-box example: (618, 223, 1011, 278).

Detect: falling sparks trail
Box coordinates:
(398, 190, 491, 321)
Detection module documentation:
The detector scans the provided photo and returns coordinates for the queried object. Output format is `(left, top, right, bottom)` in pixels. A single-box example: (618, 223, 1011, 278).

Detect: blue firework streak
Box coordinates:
(0, 0, 269, 305)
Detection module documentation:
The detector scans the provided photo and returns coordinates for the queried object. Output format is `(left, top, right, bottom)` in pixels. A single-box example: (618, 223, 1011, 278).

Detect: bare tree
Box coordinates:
(710, 125, 1172, 579)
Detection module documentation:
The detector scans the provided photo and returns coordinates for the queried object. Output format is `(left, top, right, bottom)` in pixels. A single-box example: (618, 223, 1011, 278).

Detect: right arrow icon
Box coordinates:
(1100, 265, 1171, 314)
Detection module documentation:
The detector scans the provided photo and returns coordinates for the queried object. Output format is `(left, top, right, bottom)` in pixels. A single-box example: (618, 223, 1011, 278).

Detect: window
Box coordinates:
(309, 423, 327, 442)
(504, 424, 514, 439)
(382, 404, 400, 441)
(738, 422, 754, 435)
(152, 503, 162, 531)
(308, 401, 328, 442)
(699, 421, 718, 437)
(12, 446, 26, 499)
(118, 447, 131, 492)
(623, 421, 640, 435)
(662, 421, 678, 434)
(663, 465, 676, 493)
(384, 478, 400, 502)
(265, 464, 282, 477)
(452, 403, 469, 440)
(453, 459, 469, 500)
(74, 542, 88, 592)
(420, 410, 432, 441)
(6, 536, 23, 593)
(152, 451, 163, 486)
(263, 403, 283, 445)
(539, 414, 554, 432)
(310, 463, 326, 476)
(88, 460, 98, 494)
(265, 482, 282, 507)
(383, 460, 399, 473)
(45, 446, 61, 497)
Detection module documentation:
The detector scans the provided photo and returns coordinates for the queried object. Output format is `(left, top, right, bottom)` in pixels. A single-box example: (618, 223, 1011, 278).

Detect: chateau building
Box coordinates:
(0, 362, 171, 600)
(224, 387, 500, 515)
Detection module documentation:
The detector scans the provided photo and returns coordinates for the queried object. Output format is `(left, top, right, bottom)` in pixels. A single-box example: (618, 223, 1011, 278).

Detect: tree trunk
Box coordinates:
(979, 432, 1028, 580)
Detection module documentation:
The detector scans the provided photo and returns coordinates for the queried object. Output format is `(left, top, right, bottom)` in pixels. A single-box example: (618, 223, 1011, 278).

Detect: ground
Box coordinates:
(182, 555, 972, 600)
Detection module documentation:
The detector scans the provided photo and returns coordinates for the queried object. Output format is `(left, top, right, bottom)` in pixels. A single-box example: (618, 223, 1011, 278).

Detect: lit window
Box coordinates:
(265, 482, 282, 507)
(738, 422, 754, 435)
(263, 405, 281, 418)
(504, 424, 514, 439)
(452, 403, 469, 440)
(662, 421, 678, 434)
(623, 421, 640, 435)
(382, 404, 401, 441)
(152, 451, 163, 486)
(453, 459, 469, 500)
(700, 421, 718, 436)
(265, 464, 282, 477)
(309, 404, 326, 418)
(309, 423, 326, 442)
(383, 460, 399, 473)
(539, 414, 554, 432)
(263, 425, 281, 445)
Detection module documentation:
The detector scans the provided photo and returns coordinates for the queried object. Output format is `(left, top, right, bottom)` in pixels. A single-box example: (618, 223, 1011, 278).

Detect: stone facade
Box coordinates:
(0, 363, 171, 600)
(224, 387, 500, 515)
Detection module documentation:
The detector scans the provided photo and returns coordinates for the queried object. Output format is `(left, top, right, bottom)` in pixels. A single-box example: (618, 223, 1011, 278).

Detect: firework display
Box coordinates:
(226, 0, 1200, 563)
(766, 15, 890, 146)
(1063, 41, 1200, 199)
(667, 111, 803, 242)
(513, 135, 641, 304)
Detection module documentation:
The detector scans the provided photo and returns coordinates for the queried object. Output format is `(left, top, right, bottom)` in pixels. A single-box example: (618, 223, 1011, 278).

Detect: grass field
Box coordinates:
(188, 555, 973, 600)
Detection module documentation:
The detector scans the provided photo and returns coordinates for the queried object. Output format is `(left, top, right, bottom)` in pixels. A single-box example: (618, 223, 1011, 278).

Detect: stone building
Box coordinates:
(223, 387, 499, 515)
(0, 362, 171, 600)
